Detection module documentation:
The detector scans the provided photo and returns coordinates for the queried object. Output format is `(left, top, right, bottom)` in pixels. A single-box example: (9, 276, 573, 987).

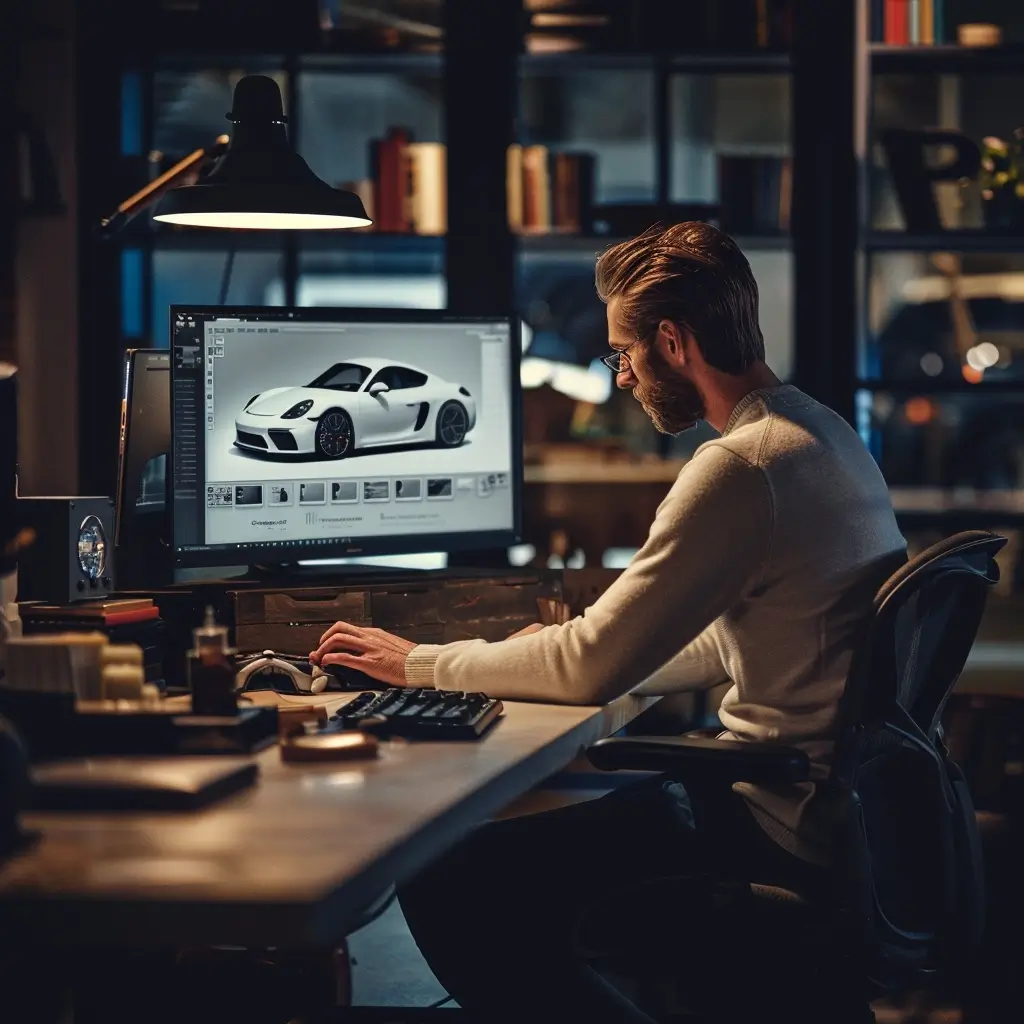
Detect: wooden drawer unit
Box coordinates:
(231, 571, 564, 656)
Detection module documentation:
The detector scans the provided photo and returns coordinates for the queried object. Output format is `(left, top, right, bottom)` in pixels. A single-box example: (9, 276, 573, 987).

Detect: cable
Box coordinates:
(426, 994, 454, 1008)
(218, 247, 236, 305)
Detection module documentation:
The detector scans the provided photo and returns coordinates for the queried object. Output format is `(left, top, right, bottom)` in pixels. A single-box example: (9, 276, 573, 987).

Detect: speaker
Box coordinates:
(16, 497, 116, 604)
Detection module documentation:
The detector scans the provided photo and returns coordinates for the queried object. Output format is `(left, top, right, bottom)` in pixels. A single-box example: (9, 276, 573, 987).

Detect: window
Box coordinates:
(308, 363, 370, 390)
(368, 366, 428, 390)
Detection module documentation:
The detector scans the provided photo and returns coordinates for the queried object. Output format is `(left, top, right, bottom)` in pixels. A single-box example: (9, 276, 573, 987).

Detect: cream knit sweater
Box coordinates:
(406, 385, 907, 863)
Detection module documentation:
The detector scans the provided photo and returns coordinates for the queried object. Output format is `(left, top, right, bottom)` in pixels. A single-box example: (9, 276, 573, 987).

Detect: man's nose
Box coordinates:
(615, 367, 636, 390)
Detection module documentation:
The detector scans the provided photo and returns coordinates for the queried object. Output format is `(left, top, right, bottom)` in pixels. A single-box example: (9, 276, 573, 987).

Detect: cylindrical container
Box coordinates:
(187, 606, 238, 717)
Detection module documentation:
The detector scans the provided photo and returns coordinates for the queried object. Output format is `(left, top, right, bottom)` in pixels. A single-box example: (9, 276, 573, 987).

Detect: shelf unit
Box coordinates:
(855, 0, 1024, 527)
(74, 0, 804, 497)
(868, 231, 1024, 252)
(870, 43, 1024, 74)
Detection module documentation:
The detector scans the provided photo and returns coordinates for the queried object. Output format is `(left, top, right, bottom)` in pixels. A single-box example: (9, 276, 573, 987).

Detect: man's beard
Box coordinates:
(633, 352, 705, 435)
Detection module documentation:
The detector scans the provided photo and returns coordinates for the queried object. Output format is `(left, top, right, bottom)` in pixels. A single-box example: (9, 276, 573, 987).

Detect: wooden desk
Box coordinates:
(0, 694, 653, 948)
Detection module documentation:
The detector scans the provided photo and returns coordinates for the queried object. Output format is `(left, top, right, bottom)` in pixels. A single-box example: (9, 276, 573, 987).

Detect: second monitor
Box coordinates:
(170, 307, 521, 569)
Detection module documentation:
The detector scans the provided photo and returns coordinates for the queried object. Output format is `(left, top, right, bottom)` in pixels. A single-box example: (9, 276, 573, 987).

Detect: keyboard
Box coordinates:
(327, 688, 503, 740)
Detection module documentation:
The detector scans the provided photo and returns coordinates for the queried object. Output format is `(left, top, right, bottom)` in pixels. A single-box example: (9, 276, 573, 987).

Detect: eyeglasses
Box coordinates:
(600, 338, 642, 373)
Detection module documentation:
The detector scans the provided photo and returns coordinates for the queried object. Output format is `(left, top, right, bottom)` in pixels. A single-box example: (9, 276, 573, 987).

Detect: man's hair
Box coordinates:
(594, 222, 765, 375)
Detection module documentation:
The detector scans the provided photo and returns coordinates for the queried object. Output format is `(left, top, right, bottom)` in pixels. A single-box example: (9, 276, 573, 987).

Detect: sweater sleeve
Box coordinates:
(404, 445, 773, 704)
(630, 622, 729, 696)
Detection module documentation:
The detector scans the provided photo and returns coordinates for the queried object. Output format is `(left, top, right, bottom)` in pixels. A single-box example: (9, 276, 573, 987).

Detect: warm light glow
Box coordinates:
(962, 363, 984, 383)
(520, 356, 612, 403)
(520, 357, 554, 389)
(903, 272, 1024, 302)
(904, 397, 935, 425)
(153, 211, 372, 230)
(508, 544, 537, 567)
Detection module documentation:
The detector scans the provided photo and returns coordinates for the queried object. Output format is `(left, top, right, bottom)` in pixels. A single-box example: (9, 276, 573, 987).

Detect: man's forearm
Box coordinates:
(404, 448, 771, 705)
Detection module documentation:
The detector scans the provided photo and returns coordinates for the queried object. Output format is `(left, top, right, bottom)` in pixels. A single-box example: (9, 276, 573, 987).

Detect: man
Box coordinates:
(310, 223, 905, 1023)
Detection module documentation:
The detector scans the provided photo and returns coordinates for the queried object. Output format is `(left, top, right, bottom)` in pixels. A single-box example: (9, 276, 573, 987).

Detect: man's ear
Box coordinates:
(655, 319, 688, 369)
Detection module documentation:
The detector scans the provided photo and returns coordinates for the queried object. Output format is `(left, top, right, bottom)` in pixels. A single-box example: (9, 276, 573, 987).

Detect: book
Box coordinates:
(370, 127, 410, 233)
(885, 0, 909, 44)
(550, 152, 595, 234)
(23, 598, 154, 618)
(872, 0, 885, 42)
(909, 0, 919, 43)
(23, 604, 160, 627)
(522, 145, 551, 234)
(919, 0, 934, 44)
(507, 144, 524, 233)
(405, 142, 447, 236)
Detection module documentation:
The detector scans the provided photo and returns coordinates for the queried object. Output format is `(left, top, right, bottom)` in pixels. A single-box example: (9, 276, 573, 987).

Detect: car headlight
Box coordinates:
(280, 399, 314, 419)
(244, 393, 260, 410)
(459, 387, 471, 397)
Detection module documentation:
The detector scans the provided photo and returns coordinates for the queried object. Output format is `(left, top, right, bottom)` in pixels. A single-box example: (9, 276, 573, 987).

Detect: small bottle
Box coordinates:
(187, 605, 238, 717)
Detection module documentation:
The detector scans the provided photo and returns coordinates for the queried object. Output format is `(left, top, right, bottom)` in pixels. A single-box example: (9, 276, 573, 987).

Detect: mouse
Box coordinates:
(312, 662, 380, 692)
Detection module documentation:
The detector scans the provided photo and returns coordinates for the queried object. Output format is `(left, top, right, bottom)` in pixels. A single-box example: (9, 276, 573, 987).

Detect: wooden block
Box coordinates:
(233, 589, 371, 626)
(233, 572, 564, 655)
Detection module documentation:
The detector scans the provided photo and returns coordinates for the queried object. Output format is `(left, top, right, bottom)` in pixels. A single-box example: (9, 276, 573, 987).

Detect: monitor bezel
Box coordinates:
(169, 305, 523, 570)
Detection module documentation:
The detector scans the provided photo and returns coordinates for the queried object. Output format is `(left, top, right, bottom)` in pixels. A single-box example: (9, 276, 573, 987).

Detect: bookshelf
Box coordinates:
(868, 231, 1024, 252)
(856, 0, 1024, 528)
(870, 42, 1024, 73)
(74, 0, 800, 502)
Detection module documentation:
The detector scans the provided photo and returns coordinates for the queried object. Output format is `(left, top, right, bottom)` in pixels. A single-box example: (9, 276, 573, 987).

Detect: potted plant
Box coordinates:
(979, 131, 1024, 229)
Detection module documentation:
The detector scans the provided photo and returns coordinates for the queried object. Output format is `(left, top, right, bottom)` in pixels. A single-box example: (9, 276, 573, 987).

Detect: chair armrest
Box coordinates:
(587, 735, 810, 787)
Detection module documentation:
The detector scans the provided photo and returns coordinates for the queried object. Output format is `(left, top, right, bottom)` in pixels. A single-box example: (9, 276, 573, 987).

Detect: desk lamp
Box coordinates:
(100, 74, 372, 235)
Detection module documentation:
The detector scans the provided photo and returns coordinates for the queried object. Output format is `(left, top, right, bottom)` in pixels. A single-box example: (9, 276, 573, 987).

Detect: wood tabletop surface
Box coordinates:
(0, 692, 654, 948)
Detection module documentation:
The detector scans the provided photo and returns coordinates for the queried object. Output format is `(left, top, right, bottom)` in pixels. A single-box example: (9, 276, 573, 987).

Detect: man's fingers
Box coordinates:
(321, 650, 390, 684)
(318, 620, 366, 646)
(320, 651, 362, 670)
(311, 633, 372, 665)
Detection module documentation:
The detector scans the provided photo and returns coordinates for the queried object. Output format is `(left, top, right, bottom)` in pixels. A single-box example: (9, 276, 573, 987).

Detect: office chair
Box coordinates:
(587, 530, 1005, 1024)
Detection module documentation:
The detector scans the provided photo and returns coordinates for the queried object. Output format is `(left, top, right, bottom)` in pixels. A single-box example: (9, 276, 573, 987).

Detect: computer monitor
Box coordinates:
(115, 349, 173, 588)
(169, 307, 521, 570)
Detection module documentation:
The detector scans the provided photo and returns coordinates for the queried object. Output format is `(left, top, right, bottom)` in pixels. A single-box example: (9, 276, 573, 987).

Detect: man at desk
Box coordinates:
(310, 222, 905, 1023)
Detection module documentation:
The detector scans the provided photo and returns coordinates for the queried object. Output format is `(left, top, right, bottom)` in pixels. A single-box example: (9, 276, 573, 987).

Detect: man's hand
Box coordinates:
(310, 622, 416, 687)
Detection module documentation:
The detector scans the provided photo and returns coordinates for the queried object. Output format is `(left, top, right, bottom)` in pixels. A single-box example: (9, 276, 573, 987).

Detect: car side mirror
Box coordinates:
(368, 382, 390, 396)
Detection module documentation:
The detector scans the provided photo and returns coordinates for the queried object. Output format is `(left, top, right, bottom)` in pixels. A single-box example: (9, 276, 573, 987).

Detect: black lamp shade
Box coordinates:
(154, 75, 372, 230)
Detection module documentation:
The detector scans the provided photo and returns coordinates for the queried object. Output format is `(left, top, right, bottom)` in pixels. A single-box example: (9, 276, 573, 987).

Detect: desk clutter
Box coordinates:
(20, 597, 165, 687)
(0, 607, 278, 763)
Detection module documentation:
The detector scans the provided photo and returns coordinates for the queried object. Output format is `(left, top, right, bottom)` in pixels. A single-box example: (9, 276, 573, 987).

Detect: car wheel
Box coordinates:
(435, 401, 468, 448)
(315, 408, 354, 459)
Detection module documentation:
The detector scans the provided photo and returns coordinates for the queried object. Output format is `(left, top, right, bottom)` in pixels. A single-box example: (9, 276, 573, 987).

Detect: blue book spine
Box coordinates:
(934, 0, 944, 43)
(872, 0, 885, 41)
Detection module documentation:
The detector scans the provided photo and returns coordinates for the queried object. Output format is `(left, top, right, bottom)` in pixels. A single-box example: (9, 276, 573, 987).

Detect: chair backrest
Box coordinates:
(827, 530, 1005, 984)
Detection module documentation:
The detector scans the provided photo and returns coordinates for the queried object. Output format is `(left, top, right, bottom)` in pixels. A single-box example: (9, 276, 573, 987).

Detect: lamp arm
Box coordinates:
(98, 134, 230, 237)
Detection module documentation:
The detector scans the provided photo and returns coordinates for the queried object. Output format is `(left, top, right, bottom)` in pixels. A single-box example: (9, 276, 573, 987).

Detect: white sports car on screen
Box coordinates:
(234, 357, 477, 460)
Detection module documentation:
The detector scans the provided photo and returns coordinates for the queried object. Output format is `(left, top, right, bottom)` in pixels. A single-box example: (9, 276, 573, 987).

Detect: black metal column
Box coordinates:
(76, 4, 124, 495)
(443, 0, 519, 315)
(790, 0, 857, 423)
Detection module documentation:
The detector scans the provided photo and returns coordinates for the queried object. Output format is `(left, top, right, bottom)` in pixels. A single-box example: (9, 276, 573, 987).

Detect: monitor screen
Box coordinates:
(169, 307, 521, 568)
(115, 349, 171, 542)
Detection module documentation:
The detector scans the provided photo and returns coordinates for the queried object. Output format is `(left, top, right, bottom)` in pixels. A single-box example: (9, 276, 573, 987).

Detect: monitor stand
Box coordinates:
(170, 561, 440, 589)
(241, 562, 433, 584)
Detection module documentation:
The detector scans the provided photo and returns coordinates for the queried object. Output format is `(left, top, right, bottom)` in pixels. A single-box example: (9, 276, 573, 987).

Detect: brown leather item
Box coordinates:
(277, 703, 330, 738)
(280, 731, 378, 763)
(30, 757, 258, 810)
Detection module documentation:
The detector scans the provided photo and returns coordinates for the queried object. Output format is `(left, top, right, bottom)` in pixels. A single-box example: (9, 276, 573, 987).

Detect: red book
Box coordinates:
(885, 0, 909, 44)
(101, 607, 161, 626)
(370, 127, 411, 233)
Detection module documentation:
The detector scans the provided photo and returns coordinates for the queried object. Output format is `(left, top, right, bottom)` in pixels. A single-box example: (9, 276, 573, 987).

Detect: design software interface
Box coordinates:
(171, 309, 517, 561)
